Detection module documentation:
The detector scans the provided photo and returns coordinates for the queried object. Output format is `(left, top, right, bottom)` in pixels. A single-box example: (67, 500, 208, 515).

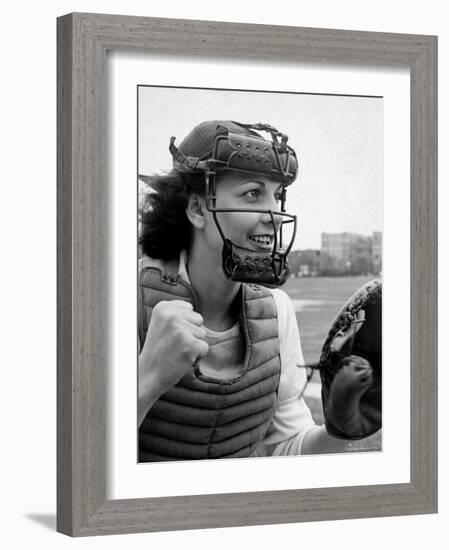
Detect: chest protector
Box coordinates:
(138, 257, 282, 461)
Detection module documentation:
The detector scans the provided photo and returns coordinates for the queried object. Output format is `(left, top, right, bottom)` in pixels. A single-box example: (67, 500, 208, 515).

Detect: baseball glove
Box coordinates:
(319, 279, 382, 440)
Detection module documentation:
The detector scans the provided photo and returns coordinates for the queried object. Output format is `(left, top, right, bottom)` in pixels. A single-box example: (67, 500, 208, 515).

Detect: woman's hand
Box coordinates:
(138, 300, 209, 425)
(324, 308, 380, 438)
(324, 354, 377, 438)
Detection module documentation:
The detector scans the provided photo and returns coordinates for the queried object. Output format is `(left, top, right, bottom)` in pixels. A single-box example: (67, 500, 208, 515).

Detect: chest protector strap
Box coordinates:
(138, 256, 281, 461)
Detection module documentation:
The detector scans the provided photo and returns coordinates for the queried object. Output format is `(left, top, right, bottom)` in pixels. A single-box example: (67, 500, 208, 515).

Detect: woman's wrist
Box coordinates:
(300, 425, 353, 455)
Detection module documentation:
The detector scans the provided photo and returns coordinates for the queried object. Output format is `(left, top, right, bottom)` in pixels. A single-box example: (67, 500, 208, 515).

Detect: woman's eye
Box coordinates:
(244, 190, 260, 201)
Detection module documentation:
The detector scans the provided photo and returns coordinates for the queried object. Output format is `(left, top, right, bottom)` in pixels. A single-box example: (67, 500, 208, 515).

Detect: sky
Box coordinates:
(138, 86, 383, 250)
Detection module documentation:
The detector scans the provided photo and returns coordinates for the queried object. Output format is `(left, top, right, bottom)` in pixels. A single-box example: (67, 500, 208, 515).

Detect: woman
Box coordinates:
(137, 120, 374, 462)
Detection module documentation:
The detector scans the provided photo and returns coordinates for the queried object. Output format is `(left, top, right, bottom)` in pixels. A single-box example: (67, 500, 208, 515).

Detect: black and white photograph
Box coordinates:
(1, 0, 441, 544)
(137, 85, 383, 462)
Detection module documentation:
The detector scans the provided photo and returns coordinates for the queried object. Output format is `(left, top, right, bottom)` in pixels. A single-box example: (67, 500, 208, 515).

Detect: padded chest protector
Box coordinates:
(138, 257, 282, 461)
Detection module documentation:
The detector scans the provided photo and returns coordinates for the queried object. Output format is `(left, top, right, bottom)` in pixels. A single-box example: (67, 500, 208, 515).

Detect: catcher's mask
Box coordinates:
(169, 121, 299, 286)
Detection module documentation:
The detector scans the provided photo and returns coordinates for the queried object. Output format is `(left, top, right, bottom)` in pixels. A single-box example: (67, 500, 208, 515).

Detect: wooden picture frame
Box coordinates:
(57, 12, 437, 536)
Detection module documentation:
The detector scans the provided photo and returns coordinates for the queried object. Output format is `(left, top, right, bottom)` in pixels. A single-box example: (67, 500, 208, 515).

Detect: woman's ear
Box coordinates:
(186, 194, 206, 228)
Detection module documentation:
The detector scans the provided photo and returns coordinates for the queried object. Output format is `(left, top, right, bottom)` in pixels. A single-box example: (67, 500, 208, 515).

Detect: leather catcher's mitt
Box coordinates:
(319, 279, 382, 440)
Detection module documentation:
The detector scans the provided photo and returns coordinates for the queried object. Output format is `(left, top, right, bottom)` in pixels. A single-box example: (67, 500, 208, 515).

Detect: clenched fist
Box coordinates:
(138, 300, 209, 425)
(322, 302, 381, 439)
(324, 355, 378, 438)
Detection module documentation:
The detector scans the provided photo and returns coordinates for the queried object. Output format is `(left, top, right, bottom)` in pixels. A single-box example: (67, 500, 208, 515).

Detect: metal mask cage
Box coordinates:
(202, 123, 298, 254)
(204, 172, 297, 256)
(169, 122, 299, 284)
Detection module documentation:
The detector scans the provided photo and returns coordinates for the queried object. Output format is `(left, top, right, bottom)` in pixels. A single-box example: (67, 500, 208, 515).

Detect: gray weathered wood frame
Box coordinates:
(57, 12, 438, 537)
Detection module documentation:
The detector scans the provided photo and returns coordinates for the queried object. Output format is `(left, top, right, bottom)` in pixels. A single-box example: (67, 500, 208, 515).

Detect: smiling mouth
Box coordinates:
(248, 234, 274, 250)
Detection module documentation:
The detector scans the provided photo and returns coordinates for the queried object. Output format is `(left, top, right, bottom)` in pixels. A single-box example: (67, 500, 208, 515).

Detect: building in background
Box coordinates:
(288, 249, 321, 278)
(289, 232, 382, 277)
(320, 232, 382, 276)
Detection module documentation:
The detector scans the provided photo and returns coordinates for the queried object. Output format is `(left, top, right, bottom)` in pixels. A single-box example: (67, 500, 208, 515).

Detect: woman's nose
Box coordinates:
(260, 208, 282, 230)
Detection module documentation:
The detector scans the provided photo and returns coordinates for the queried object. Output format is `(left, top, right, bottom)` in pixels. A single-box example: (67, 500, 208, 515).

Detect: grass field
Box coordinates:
(283, 275, 382, 452)
(283, 275, 374, 366)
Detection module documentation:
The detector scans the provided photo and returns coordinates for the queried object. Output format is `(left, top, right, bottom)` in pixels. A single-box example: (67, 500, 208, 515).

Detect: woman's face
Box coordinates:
(204, 171, 285, 253)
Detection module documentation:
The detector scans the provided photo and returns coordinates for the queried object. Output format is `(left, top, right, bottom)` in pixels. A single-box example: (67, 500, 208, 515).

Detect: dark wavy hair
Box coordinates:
(139, 169, 206, 260)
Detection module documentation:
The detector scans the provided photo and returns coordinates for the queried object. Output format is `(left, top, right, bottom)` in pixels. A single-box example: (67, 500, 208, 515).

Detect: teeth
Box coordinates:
(249, 235, 273, 245)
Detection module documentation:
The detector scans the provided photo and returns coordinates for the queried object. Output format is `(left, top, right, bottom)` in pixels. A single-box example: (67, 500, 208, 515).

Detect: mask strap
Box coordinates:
(169, 137, 210, 171)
